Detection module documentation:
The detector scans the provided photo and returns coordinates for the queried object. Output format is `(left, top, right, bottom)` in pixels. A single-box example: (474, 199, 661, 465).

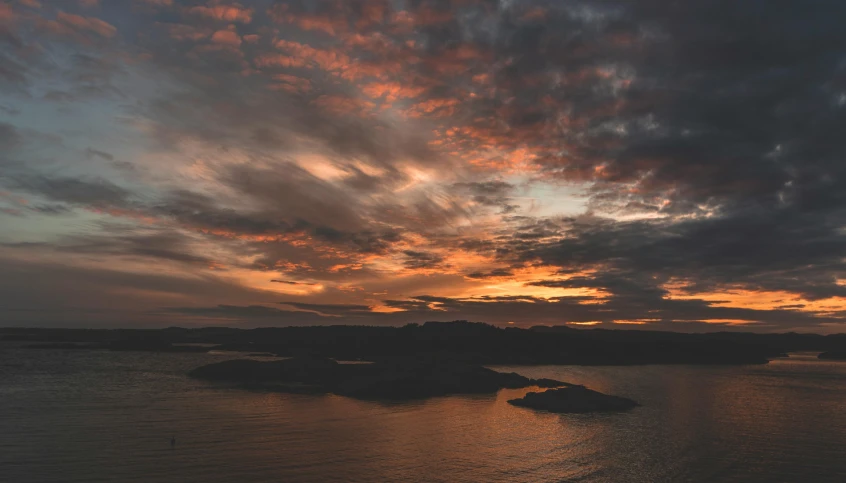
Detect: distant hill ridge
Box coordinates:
(8, 321, 846, 365)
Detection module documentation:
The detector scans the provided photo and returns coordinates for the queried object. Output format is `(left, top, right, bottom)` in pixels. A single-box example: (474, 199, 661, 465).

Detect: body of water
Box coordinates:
(1, 344, 845, 482)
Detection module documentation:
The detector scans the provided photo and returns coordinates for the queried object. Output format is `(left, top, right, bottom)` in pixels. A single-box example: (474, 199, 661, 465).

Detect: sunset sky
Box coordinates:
(2, 0, 846, 331)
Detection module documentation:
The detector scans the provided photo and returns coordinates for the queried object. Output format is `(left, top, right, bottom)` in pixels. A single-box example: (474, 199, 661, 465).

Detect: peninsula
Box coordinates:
(188, 355, 567, 400)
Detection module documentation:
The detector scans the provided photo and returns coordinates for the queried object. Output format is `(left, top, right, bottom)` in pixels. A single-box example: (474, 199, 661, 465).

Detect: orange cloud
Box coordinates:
(404, 97, 461, 118)
(312, 95, 376, 117)
(360, 81, 426, 103)
(274, 39, 349, 70)
(211, 28, 241, 47)
(254, 53, 308, 68)
(664, 282, 846, 318)
(188, 4, 252, 23)
(270, 39, 396, 81)
(342, 32, 398, 55)
(697, 319, 757, 325)
(268, 6, 348, 36)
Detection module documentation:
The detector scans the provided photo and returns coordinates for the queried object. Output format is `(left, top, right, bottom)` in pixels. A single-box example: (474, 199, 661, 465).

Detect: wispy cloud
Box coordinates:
(2, 0, 846, 331)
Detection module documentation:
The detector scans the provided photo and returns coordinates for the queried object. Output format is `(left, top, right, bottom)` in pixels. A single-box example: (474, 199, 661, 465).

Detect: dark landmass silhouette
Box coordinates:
(7, 321, 846, 365)
(189, 355, 566, 400)
(508, 386, 639, 413)
(818, 351, 846, 360)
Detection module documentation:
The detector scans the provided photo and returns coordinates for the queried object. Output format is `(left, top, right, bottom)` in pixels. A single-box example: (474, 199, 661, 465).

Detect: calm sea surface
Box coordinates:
(1, 343, 845, 482)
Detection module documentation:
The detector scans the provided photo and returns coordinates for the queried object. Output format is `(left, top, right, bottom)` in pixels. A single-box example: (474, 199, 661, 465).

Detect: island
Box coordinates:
(189, 355, 566, 400)
(508, 386, 639, 413)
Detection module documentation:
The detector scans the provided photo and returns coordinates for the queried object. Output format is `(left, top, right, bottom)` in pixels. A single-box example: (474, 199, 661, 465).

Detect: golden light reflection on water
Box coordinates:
(5, 348, 846, 482)
(149, 355, 846, 482)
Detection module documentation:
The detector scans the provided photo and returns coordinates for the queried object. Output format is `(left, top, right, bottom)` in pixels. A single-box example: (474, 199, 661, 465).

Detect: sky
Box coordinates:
(2, 0, 846, 331)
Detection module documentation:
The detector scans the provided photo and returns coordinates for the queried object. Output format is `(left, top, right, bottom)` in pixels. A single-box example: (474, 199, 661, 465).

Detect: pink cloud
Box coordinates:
(156, 22, 210, 42)
(520, 7, 547, 22)
(56, 11, 117, 38)
(357, 0, 387, 28)
(0, 4, 15, 21)
(188, 3, 252, 24)
(269, 9, 347, 36)
(413, 5, 453, 26)
(270, 74, 311, 94)
(254, 53, 308, 69)
(268, 39, 397, 81)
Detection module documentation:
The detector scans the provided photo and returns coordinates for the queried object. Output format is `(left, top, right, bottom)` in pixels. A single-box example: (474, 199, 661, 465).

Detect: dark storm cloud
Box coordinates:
(7, 175, 133, 207)
(149, 189, 297, 237)
(453, 180, 518, 213)
(384, 0, 846, 221)
(465, 268, 514, 280)
(0, 122, 21, 153)
(516, 206, 846, 302)
(0, 164, 410, 273)
(0, 104, 20, 115)
(0, 255, 275, 327)
(0, 52, 28, 90)
(62, 229, 216, 265)
(395, 0, 846, 327)
(1, 13, 125, 98)
(0, 222, 220, 266)
(137, 50, 443, 173)
(401, 250, 445, 270)
(4, 0, 846, 329)
(85, 147, 114, 161)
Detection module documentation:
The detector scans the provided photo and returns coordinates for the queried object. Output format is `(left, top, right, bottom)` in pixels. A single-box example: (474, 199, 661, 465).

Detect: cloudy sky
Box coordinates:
(2, 0, 846, 331)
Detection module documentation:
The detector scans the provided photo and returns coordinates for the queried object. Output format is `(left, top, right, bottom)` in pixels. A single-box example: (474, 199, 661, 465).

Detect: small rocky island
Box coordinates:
(508, 386, 639, 413)
(190, 355, 565, 400)
(189, 356, 639, 413)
